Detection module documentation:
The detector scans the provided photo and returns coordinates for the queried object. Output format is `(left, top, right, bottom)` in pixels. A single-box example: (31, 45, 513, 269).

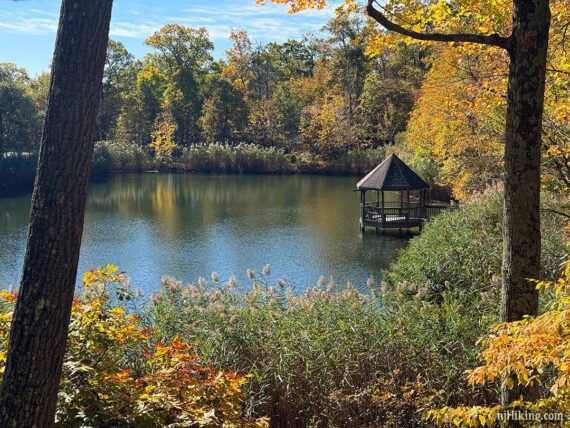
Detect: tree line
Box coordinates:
(1, 15, 426, 162)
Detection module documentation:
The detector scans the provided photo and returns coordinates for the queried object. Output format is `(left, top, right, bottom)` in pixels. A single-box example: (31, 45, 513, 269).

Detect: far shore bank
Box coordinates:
(1, 142, 453, 200)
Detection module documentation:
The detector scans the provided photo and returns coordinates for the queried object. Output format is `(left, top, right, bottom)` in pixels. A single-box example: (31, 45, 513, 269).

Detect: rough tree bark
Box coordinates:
(501, 0, 550, 406)
(0, 1, 113, 427)
(367, 0, 550, 408)
(501, 0, 549, 322)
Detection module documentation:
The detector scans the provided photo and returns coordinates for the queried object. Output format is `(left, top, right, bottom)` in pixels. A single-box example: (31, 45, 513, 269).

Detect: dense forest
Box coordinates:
(1, 8, 568, 198)
(1, 15, 424, 150)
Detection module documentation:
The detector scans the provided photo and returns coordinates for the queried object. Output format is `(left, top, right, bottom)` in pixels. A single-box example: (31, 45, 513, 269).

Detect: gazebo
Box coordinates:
(356, 153, 450, 232)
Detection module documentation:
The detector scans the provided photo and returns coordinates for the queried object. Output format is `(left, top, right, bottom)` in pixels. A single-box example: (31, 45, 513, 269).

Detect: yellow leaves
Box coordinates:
(299, 90, 355, 156)
(135, 63, 165, 92)
(0, 291, 16, 304)
(150, 107, 178, 161)
(82, 264, 121, 287)
(428, 259, 570, 426)
(0, 266, 252, 426)
(268, 0, 567, 197)
(257, 0, 328, 13)
(405, 44, 506, 198)
(424, 405, 501, 428)
(546, 145, 570, 158)
(360, 0, 513, 57)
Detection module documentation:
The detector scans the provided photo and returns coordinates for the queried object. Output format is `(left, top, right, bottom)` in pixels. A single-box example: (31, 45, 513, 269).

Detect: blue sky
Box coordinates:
(0, 0, 335, 75)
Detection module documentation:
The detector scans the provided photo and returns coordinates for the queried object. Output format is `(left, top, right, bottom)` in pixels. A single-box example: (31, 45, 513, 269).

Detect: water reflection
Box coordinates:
(0, 174, 409, 292)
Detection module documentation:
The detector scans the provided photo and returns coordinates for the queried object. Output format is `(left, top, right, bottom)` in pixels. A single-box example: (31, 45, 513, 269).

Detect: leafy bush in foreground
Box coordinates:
(0, 265, 258, 428)
(426, 259, 570, 427)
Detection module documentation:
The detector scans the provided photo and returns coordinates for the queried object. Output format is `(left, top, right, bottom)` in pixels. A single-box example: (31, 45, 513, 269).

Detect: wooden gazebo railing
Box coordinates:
(361, 201, 456, 230)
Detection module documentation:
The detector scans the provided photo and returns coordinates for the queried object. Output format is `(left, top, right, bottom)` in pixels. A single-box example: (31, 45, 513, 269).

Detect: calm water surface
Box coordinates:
(0, 174, 409, 293)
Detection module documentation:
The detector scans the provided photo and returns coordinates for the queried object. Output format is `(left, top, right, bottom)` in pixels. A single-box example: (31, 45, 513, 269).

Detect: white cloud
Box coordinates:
(174, 0, 333, 45)
(0, 17, 58, 35)
(0, 0, 335, 74)
(0, 0, 332, 48)
(111, 21, 162, 38)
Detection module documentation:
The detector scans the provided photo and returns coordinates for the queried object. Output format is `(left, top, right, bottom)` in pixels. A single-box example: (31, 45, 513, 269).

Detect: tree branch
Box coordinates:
(366, 0, 511, 50)
(540, 208, 570, 219)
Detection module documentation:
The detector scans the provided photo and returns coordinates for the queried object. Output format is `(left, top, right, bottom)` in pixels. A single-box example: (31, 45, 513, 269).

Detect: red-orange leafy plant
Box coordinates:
(0, 265, 263, 427)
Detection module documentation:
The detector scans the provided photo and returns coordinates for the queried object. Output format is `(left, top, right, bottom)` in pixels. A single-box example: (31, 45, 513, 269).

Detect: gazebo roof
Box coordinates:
(356, 153, 429, 191)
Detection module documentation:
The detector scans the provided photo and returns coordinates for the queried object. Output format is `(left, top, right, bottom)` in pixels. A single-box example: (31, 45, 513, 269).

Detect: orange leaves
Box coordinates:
(0, 291, 16, 304)
(257, 0, 329, 13)
(546, 145, 570, 158)
(405, 45, 506, 198)
(0, 266, 253, 426)
(135, 337, 247, 425)
(426, 259, 570, 426)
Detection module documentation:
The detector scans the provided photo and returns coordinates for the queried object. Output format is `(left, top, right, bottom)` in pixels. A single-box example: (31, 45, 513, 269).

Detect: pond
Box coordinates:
(0, 174, 409, 293)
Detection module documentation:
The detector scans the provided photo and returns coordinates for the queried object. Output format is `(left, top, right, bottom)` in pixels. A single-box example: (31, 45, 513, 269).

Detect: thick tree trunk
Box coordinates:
(366, 0, 551, 414)
(501, 0, 549, 324)
(0, 1, 113, 426)
(501, 0, 550, 407)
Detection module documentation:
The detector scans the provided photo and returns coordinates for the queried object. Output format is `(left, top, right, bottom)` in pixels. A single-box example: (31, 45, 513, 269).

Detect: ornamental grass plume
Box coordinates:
(147, 265, 497, 426)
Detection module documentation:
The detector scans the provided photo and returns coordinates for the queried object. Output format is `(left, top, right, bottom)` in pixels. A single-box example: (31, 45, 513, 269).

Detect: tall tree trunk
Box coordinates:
(501, 0, 550, 407)
(0, 1, 113, 426)
(366, 0, 550, 410)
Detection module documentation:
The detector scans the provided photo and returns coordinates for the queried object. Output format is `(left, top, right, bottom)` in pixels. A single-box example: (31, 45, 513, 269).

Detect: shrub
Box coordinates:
(386, 187, 568, 297)
(93, 140, 153, 172)
(148, 270, 496, 427)
(91, 141, 113, 175)
(181, 143, 292, 174)
(425, 259, 570, 427)
(0, 265, 258, 428)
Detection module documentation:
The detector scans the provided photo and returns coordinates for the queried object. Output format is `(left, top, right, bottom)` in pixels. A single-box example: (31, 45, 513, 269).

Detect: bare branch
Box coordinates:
(546, 66, 570, 76)
(366, 0, 511, 50)
(540, 208, 570, 219)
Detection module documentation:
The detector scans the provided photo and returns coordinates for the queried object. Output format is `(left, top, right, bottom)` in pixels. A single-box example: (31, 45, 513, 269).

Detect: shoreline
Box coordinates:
(1, 168, 454, 200)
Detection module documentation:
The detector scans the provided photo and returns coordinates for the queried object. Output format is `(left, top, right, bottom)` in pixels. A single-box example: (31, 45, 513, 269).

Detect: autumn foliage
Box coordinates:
(0, 265, 261, 427)
(425, 258, 570, 427)
(260, 0, 569, 198)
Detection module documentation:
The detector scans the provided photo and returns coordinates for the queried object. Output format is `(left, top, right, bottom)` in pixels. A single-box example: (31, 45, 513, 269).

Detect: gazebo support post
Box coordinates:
(381, 191, 385, 226)
(360, 190, 366, 232)
(406, 190, 410, 222)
